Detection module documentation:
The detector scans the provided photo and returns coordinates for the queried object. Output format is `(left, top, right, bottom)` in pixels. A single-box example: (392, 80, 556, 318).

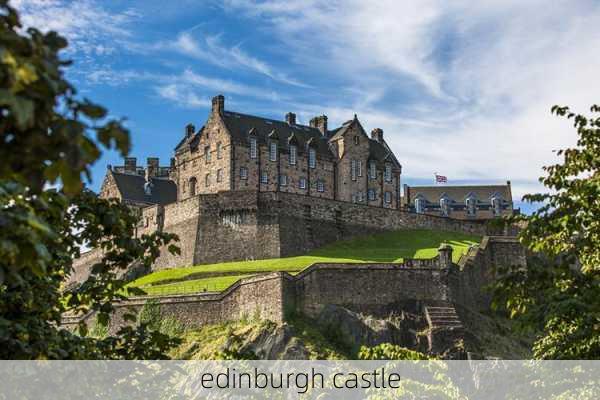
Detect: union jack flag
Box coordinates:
(435, 173, 447, 184)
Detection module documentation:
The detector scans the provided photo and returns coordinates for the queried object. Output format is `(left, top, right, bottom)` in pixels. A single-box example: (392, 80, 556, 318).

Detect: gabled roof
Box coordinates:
(111, 172, 177, 206)
(221, 111, 332, 157)
(406, 185, 512, 204)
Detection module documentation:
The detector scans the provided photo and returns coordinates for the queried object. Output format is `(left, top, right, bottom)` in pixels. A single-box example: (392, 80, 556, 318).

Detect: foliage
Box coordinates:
(130, 229, 479, 295)
(0, 0, 179, 359)
(137, 300, 184, 338)
(358, 343, 432, 360)
(494, 105, 600, 359)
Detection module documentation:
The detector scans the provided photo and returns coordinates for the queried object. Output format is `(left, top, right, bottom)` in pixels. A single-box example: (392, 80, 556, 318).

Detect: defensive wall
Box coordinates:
(74, 190, 514, 274)
(63, 236, 526, 340)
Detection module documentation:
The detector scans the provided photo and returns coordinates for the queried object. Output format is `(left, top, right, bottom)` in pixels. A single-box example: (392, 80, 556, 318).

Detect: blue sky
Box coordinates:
(14, 0, 600, 214)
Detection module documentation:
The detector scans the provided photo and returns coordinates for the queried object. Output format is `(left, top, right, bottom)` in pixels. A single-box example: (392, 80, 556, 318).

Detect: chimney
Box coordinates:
(185, 123, 195, 138)
(285, 112, 296, 125)
(124, 157, 137, 174)
(371, 128, 384, 143)
(309, 115, 328, 136)
(211, 94, 225, 115)
(146, 157, 159, 177)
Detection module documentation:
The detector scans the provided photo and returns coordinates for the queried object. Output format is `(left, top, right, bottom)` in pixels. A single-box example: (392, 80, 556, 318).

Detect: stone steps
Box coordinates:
(425, 305, 463, 330)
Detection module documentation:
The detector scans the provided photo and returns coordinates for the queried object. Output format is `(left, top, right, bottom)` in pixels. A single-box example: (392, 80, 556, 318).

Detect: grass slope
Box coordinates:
(130, 229, 480, 295)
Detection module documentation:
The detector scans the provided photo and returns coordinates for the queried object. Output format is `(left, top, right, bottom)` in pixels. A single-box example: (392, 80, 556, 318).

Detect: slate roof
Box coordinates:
(173, 109, 401, 168)
(111, 171, 177, 205)
(221, 111, 333, 157)
(406, 184, 512, 204)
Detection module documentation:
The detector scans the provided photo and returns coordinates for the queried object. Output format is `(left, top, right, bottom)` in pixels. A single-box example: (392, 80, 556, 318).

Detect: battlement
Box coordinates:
(109, 156, 172, 178)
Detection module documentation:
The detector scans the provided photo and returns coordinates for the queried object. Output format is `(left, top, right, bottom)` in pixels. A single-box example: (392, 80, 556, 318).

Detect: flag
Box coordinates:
(435, 173, 447, 184)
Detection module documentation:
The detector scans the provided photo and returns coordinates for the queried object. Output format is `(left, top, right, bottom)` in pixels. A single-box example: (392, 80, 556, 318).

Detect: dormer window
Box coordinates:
(466, 195, 477, 216)
(269, 142, 277, 161)
(250, 138, 257, 159)
(308, 148, 316, 169)
(415, 197, 425, 214)
(491, 195, 502, 216)
(440, 196, 451, 216)
(289, 144, 297, 165)
(204, 146, 211, 163)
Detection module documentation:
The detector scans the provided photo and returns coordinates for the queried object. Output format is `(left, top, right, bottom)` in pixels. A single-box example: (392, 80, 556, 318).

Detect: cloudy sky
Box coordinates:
(13, 0, 600, 212)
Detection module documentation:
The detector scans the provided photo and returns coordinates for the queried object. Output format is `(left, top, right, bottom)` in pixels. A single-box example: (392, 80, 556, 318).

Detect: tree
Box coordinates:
(494, 104, 600, 359)
(0, 0, 180, 359)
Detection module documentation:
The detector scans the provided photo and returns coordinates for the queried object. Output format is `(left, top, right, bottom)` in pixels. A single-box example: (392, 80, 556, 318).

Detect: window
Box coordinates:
(491, 196, 502, 215)
(279, 175, 287, 186)
(369, 161, 376, 179)
(351, 160, 357, 181)
(260, 172, 268, 184)
(440, 197, 451, 216)
(189, 177, 197, 196)
(317, 180, 324, 192)
(299, 177, 307, 189)
(204, 146, 211, 163)
(249, 138, 257, 159)
(240, 167, 248, 180)
(216, 142, 222, 159)
(353, 136, 359, 145)
(358, 160, 362, 177)
(368, 189, 376, 201)
(308, 148, 316, 168)
(384, 165, 392, 182)
(384, 191, 392, 204)
(289, 145, 297, 165)
(269, 142, 277, 161)
(216, 169, 223, 183)
(205, 173, 210, 187)
(415, 198, 424, 213)
(466, 196, 477, 216)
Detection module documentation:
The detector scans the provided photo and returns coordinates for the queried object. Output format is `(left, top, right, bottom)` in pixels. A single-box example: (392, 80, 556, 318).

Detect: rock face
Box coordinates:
(315, 305, 423, 353)
(239, 324, 309, 360)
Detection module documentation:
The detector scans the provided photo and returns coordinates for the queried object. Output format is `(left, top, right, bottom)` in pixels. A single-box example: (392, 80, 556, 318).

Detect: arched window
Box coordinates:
(466, 194, 477, 216)
(189, 177, 197, 196)
(440, 196, 451, 216)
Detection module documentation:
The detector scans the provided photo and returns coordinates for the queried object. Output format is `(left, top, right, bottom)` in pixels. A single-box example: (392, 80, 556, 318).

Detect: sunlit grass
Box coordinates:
(129, 229, 480, 295)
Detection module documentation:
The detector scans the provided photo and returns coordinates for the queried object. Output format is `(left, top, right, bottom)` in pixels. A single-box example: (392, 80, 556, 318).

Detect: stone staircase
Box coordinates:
(424, 304, 463, 330)
(424, 302, 465, 356)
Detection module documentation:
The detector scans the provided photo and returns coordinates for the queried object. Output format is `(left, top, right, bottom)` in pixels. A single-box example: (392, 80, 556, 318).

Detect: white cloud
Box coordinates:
(222, 0, 600, 193)
(12, 0, 137, 57)
(170, 32, 310, 88)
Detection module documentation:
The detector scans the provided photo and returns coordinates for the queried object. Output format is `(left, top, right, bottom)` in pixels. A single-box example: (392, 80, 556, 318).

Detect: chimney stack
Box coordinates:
(309, 115, 328, 136)
(285, 112, 296, 125)
(371, 128, 384, 143)
(147, 157, 159, 177)
(124, 157, 137, 174)
(211, 94, 225, 115)
(185, 123, 195, 138)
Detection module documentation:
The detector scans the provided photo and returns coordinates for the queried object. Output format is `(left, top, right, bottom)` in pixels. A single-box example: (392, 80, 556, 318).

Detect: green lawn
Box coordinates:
(129, 229, 480, 295)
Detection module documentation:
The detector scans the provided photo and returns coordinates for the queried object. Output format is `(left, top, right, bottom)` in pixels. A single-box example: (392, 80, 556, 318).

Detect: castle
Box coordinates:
(100, 94, 514, 221)
(68, 95, 526, 357)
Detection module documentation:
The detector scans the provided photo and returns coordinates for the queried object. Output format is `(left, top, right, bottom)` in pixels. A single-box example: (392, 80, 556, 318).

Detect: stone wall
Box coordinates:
(449, 236, 526, 311)
(63, 237, 527, 337)
(63, 273, 286, 334)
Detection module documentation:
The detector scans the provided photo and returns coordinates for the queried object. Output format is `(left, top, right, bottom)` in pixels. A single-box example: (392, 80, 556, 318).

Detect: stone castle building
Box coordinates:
(402, 183, 515, 220)
(101, 95, 402, 210)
